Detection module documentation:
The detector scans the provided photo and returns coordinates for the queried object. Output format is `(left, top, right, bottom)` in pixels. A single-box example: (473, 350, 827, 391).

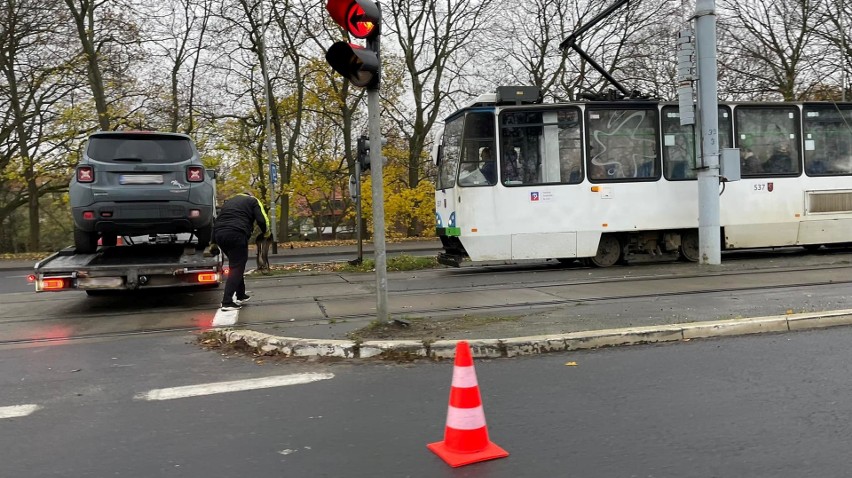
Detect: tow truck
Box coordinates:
(31, 234, 224, 295)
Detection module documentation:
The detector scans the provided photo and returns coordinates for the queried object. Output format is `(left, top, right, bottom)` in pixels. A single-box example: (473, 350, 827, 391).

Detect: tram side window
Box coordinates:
(660, 106, 733, 180)
(586, 108, 659, 181)
(498, 107, 583, 186)
(457, 112, 496, 187)
(735, 106, 801, 177)
(802, 105, 852, 176)
(661, 108, 696, 180)
(437, 115, 464, 189)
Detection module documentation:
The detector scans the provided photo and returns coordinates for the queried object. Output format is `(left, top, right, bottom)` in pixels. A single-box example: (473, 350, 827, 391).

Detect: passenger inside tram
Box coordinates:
(665, 134, 692, 179)
(458, 146, 495, 186)
(765, 142, 793, 173)
(501, 148, 523, 184)
(741, 148, 759, 174)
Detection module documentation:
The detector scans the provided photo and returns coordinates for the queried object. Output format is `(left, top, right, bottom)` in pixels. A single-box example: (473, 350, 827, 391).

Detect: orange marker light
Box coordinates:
(602, 223, 608, 228)
(41, 278, 66, 290)
(591, 186, 601, 192)
(471, 228, 478, 233)
(197, 272, 219, 283)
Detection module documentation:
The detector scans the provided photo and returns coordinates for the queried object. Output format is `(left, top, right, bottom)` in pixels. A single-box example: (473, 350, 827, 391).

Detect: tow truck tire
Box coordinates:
(74, 227, 98, 254)
(195, 225, 212, 249)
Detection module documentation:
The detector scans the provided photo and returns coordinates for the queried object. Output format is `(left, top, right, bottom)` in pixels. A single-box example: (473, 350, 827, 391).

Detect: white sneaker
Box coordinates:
(220, 303, 241, 312)
(234, 295, 252, 306)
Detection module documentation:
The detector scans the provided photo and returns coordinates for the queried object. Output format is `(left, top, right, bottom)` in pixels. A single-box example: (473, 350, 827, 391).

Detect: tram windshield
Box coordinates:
(437, 115, 464, 190)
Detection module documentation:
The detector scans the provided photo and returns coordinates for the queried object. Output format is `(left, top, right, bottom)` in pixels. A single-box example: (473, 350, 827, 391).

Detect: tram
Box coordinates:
(433, 86, 852, 267)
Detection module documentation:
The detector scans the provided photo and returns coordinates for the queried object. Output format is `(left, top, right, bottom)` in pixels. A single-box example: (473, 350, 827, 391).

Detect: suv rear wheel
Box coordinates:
(74, 227, 98, 253)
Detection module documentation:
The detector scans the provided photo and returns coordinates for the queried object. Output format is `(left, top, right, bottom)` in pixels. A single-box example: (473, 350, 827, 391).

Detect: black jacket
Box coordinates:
(213, 193, 269, 240)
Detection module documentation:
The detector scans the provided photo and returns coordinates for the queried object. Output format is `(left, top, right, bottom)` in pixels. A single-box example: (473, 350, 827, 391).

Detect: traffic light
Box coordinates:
(356, 134, 388, 172)
(325, 0, 382, 89)
(357, 135, 370, 171)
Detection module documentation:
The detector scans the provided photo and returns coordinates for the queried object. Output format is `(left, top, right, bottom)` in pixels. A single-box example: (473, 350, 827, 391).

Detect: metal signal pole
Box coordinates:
(843, 0, 848, 102)
(367, 34, 388, 323)
(695, 0, 721, 265)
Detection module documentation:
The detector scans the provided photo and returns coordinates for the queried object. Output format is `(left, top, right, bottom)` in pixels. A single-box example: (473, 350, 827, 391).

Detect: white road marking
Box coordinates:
(0, 404, 41, 419)
(135, 373, 335, 401)
(212, 308, 239, 327)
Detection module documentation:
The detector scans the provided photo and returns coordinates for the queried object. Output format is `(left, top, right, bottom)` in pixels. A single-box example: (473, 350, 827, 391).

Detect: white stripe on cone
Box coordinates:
(445, 404, 487, 430)
(451, 365, 478, 389)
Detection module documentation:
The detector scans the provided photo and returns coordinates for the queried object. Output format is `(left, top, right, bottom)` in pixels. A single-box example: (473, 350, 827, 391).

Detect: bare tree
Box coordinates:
(0, 0, 77, 250)
(718, 0, 825, 101)
(269, 0, 315, 241)
(63, 0, 143, 130)
(143, 0, 214, 133)
(385, 0, 495, 234)
(811, 0, 851, 99)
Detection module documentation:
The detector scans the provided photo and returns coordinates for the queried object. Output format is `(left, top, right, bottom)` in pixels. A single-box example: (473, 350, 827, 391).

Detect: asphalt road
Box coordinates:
(3, 326, 852, 477)
(0, 269, 33, 294)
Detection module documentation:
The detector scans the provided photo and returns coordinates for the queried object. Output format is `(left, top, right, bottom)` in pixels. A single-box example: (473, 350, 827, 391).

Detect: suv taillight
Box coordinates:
(187, 166, 204, 182)
(77, 166, 94, 183)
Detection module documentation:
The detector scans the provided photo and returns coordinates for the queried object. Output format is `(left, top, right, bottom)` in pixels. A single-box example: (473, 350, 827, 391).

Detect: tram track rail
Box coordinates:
(4, 251, 852, 346)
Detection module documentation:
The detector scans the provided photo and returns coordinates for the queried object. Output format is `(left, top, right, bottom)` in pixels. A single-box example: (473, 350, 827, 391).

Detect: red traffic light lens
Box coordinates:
(346, 3, 375, 38)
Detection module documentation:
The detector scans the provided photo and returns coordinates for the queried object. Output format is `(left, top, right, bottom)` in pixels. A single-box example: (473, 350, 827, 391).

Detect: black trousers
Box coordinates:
(214, 231, 248, 305)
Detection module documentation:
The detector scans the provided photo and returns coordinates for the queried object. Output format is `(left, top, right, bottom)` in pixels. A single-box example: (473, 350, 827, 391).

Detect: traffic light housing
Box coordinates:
(325, 0, 381, 89)
(357, 135, 370, 171)
(326, 0, 380, 39)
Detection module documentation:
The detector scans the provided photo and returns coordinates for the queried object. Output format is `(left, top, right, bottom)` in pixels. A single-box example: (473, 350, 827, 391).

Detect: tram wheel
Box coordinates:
(679, 230, 700, 262)
(589, 234, 622, 267)
(803, 244, 822, 252)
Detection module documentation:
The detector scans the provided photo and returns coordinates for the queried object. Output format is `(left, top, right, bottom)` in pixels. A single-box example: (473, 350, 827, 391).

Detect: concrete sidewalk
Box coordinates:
(214, 248, 852, 360)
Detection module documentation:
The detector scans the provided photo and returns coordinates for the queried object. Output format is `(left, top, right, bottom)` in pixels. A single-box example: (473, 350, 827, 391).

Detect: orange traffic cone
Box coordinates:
(427, 340, 509, 467)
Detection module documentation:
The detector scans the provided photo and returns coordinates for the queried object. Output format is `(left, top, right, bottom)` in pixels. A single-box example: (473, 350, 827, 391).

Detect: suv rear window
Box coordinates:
(87, 135, 194, 164)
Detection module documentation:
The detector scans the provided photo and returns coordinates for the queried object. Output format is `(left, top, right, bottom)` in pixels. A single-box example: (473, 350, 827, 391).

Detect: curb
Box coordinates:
(213, 309, 852, 360)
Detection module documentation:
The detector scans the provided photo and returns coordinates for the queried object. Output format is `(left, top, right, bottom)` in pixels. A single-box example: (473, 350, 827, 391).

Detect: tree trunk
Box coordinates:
(64, 0, 111, 130)
(26, 164, 39, 251)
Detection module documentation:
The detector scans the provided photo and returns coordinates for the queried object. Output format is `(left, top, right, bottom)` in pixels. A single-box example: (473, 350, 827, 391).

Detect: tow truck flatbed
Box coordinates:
(33, 242, 223, 293)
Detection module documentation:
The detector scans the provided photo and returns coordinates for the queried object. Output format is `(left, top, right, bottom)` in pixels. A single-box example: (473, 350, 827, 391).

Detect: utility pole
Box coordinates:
(694, 0, 721, 265)
(258, 0, 278, 253)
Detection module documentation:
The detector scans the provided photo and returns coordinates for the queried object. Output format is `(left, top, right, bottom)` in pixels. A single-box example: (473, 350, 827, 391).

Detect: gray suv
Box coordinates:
(70, 131, 216, 253)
